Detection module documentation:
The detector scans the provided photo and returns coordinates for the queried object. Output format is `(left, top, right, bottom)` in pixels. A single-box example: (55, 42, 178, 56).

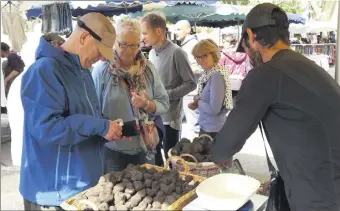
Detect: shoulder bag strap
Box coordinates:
(259, 121, 277, 174)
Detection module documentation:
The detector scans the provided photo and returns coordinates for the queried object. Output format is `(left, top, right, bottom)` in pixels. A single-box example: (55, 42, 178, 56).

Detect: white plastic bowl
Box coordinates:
(196, 173, 261, 210)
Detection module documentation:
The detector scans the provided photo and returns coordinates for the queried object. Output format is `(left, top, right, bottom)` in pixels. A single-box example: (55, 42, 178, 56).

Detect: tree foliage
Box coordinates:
(273, 0, 304, 14)
(219, 0, 304, 14)
(219, 0, 250, 5)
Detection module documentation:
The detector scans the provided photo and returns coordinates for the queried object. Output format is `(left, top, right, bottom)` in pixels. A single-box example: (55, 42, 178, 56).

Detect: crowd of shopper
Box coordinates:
(1, 2, 340, 210)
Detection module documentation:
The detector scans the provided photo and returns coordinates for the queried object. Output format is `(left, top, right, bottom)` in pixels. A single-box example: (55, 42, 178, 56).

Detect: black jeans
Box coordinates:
(155, 125, 179, 166)
(103, 147, 146, 174)
(23, 199, 63, 211)
(199, 129, 218, 139)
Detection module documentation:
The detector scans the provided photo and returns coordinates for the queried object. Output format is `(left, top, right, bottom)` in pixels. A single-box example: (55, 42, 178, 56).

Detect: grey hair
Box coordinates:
(115, 15, 141, 38)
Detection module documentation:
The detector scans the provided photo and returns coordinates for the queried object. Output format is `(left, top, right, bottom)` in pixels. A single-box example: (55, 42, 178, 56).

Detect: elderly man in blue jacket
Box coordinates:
(20, 13, 124, 210)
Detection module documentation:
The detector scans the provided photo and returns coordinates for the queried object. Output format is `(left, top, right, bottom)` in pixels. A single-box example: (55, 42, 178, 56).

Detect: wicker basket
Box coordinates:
(168, 134, 233, 178)
(60, 161, 206, 211)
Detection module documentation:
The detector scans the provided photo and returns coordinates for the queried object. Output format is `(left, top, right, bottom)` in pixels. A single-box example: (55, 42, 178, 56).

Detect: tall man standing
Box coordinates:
(141, 13, 197, 166)
(174, 20, 200, 137)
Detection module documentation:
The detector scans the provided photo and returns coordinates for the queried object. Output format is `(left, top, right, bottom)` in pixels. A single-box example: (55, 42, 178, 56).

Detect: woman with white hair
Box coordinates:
(92, 16, 169, 173)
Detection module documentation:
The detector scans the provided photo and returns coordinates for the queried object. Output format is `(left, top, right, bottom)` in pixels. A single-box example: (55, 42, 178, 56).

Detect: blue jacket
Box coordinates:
(19, 37, 109, 206)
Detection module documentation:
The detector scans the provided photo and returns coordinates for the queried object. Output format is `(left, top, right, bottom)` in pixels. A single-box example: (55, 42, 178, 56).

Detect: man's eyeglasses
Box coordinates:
(117, 41, 140, 50)
(77, 20, 102, 42)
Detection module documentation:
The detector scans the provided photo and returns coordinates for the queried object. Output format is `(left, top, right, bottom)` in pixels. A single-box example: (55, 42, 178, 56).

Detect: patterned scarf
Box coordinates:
(109, 50, 148, 94)
(107, 51, 159, 158)
(197, 64, 233, 110)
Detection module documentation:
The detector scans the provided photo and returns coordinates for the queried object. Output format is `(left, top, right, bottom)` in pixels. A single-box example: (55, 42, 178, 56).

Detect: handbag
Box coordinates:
(259, 122, 291, 211)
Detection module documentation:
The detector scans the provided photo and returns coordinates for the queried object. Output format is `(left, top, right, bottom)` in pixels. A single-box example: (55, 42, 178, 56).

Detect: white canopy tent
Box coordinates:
(1, 1, 108, 11)
(289, 21, 337, 34)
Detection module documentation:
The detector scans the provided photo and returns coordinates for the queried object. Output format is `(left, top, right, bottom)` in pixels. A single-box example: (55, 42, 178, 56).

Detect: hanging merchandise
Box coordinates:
(41, 2, 73, 36)
(1, 2, 27, 52)
(293, 44, 336, 65)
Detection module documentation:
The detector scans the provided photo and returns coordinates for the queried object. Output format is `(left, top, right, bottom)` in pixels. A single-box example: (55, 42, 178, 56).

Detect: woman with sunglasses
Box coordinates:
(188, 39, 233, 138)
(92, 16, 169, 173)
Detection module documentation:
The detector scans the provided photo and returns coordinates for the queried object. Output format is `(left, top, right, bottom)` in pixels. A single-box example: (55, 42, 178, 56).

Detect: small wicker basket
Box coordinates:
(168, 134, 233, 178)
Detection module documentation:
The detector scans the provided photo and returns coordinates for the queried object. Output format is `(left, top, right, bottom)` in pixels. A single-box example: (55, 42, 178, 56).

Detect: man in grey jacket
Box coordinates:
(141, 13, 197, 166)
(175, 20, 200, 138)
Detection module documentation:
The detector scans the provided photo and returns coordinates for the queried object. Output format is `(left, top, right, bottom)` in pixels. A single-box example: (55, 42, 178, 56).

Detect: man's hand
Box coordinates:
(257, 180, 271, 195)
(131, 91, 148, 109)
(104, 119, 123, 141)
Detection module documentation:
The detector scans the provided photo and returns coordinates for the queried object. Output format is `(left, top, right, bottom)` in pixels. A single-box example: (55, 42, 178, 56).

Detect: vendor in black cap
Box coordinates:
(210, 3, 340, 210)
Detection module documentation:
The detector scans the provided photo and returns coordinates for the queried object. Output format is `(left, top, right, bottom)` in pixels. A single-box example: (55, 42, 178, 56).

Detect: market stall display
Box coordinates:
(1, 1, 27, 52)
(170, 136, 213, 162)
(61, 163, 205, 211)
(168, 135, 235, 177)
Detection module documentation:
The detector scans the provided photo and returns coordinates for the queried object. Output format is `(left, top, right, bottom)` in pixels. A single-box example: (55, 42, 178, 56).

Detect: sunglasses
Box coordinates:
(77, 20, 102, 42)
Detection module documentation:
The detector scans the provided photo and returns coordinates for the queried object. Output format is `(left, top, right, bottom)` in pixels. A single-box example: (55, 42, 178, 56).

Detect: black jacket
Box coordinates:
(210, 49, 340, 211)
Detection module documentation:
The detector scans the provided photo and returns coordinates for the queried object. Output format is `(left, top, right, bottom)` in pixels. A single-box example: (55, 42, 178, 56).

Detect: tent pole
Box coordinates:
(124, 2, 128, 14)
(335, 2, 340, 84)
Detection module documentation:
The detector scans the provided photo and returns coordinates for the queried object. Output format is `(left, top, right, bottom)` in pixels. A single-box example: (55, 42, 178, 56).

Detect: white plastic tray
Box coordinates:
(183, 194, 268, 211)
(196, 173, 261, 210)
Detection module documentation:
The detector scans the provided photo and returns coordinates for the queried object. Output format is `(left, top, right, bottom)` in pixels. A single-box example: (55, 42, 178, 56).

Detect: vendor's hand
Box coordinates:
(131, 92, 147, 109)
(188, 102, 198, 110)
(104, 119, 123, 141)
(257, 180, 271, 195)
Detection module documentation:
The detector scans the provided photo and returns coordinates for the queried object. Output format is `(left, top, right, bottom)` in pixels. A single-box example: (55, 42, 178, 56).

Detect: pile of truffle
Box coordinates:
(73, 164, 199, 211)
(170, 136, 213, 162)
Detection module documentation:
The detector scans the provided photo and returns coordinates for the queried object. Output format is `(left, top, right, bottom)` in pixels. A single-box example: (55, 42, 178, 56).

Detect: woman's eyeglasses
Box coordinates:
(195, 53, 209, 61)
(117, 41, 140, 50)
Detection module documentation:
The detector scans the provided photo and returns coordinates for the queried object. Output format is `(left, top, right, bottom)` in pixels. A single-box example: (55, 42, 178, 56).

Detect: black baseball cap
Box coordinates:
(236, 3, 289, 52)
